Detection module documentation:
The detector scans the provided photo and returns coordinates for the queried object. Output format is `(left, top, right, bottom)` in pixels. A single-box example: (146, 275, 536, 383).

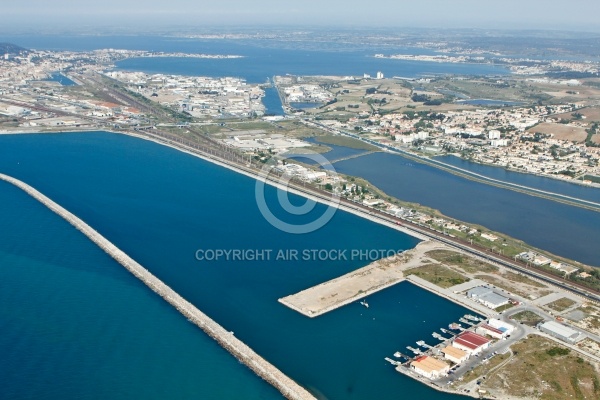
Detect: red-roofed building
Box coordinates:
(409, 356, 450, 379)
(453, 331, 490, 355)
(476, 324, 505, 339)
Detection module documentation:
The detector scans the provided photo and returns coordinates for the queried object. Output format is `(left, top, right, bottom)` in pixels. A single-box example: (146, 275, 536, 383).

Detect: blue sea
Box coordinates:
(0, 33, 597, 399)
(0, 131, 469, 400)
(0, 179, 281, 400)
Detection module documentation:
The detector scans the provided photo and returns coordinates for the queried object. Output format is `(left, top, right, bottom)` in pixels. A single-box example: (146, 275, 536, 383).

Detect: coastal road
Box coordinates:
(344, 200, 600, 304)
(302, 119, 600, 213)
(504, 305, 600, 344)
(125, 123, 600, 306)
(436, 317, 529, 387)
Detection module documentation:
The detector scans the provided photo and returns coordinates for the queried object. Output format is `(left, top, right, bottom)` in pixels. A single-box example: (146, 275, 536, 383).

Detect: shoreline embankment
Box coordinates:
(3, 128, 599, 300)
(0, 173, 316, 400)
(123, 130, 431, 242)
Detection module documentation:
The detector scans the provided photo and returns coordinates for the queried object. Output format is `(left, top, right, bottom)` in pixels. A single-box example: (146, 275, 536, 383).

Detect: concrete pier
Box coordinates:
(0, 173, 316, 400)
(279, 241, 444, 318)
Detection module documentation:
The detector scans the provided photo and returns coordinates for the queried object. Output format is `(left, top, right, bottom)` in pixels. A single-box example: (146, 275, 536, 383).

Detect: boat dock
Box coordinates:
(450, 323, 466, 331)
(464, 314, 481, 322)
(385, 357, 402, 366)
(406, 346, 423, 355)
(440, 328, 454, 335)
(416, 340, 434, 349)
(394, 351, 411, 360)
(388, 314, 487, 377)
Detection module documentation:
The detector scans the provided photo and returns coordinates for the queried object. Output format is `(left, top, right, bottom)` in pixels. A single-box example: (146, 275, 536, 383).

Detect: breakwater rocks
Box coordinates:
(0, 173, 315, 400)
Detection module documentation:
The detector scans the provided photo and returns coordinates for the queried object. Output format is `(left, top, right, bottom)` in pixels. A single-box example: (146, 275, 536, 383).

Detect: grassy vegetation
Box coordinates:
(189, 124, 227, 135)
(225, 121, 275, 130)
(577, 338, 600, 359)
(503, 271, 547, 288)
(461, 352, 510, 383)
(482, 335, 600, 400)
(425, 250, 498, 274)
(546, 297, 577, 312)
(313, 134, 379, 151)
(285, 144, 332, 154)
(415, 77, 552, 104)
(582, 174, 600, 184)
(404, 263, 469, 288)
(511, 311, 545, 326)
(170, 117, 598, 295)
(579, 304, 600, 315)
(341, 175, 596, 295)
(495, 303, 516, 312)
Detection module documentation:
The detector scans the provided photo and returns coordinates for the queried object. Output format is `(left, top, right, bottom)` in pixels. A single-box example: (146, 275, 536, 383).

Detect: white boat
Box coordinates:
(360, 300, 369, 308)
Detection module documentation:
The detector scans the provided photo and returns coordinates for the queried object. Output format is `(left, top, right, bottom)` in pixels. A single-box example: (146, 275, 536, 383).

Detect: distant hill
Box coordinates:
(0, 43, 28, 55)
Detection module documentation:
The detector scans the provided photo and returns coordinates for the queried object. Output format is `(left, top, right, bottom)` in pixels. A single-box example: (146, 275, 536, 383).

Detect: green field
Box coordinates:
(313, 134, 379, 151)
(404, 263, 469, 288)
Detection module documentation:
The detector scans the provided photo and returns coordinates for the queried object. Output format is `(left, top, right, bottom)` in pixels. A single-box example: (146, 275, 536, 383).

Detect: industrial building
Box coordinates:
(476, 324, 505, 339)
(410, 356, 450, 379)
(538, 320, 584, 344)
(441, 345, 469, 364)
(466, 286, 510, 309)
(488, 318, 515, 335)
(453, 331, 491, 355)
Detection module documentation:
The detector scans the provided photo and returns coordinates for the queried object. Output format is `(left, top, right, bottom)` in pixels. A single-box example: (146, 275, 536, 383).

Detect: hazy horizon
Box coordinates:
(3, 0, 600, 34)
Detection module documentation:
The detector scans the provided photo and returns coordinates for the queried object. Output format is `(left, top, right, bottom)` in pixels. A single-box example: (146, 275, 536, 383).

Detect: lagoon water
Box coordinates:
(0, 131, 469, 400)
(1, 34, 597, 399)
(1, 34, 510, 85)
(287, 137, 372, 166)
(335, 152, 600, 266)
(108, 38, 508, 113)
(45, 72, 77, 86)
(435, 155, 600, 204)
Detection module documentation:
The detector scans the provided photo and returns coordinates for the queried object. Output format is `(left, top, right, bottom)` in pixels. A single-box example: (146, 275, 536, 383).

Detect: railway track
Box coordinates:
(130, 126, 600, 304)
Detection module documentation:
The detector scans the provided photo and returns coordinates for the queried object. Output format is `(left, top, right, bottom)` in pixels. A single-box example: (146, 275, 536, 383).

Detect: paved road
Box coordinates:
(436, 318, 529, 386)
(434, 302, 600, 391)
(504, 305, 600, 344)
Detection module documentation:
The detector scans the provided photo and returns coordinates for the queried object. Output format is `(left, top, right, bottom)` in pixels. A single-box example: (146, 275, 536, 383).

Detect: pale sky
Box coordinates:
(3, 0, 600, 32)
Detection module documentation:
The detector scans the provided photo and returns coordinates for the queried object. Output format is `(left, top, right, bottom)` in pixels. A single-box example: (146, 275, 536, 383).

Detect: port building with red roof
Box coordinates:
(453, 331, 490, 355)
